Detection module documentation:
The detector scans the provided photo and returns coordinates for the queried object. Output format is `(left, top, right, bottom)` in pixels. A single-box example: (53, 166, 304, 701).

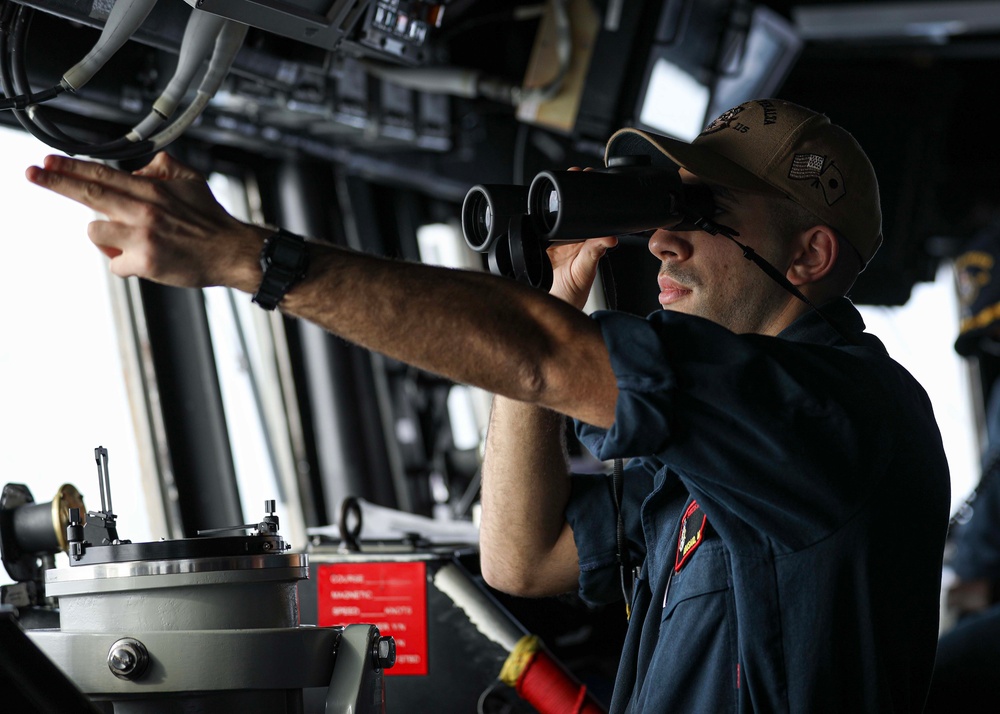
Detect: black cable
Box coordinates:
(2, 2, 154, 159)
(8, 7, 78, 146)
(0, 83, 62, 110)
(2, 4, 84, 152)
(81, 135, 156, 161)
(0, 5, 37, 139)
(0, 2, 63, 111)
(9, 0, 242, 163)
(0, 1, 12, 75)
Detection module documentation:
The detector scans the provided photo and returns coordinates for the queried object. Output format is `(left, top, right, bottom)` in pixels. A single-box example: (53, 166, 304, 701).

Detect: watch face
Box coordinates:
(263, 231, 308, 272)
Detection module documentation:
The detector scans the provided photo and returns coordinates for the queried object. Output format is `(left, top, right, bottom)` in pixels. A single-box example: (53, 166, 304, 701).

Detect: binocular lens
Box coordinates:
(462, 187, 493, 251)
(461, 184, 530, 252)
(482, 204, 493, 233)
(473, 200, 493, 238)
(541, 187, 560, 230)
(529, 176, 560, 235)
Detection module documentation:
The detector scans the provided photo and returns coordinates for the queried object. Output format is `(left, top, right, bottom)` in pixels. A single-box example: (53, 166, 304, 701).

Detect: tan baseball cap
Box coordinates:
(605, 98, 883, 266)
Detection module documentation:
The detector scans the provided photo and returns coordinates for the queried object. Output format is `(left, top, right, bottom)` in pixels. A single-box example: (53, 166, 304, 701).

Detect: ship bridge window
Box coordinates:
(0, 125, 154, 577)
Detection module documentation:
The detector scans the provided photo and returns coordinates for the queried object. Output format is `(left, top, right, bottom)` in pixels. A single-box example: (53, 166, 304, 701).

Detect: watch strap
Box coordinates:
(252, 228, 309, 311)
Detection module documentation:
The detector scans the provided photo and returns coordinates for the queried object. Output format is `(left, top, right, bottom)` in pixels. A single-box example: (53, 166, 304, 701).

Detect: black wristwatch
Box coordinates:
(252, 228, 309, 311)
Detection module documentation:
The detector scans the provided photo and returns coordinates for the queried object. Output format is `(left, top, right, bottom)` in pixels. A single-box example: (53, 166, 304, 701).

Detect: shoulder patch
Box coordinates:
(675, 499, 707, 572)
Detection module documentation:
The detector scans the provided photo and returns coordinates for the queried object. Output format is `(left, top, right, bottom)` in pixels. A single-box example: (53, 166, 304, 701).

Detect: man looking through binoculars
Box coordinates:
(26, 98, 949, 713)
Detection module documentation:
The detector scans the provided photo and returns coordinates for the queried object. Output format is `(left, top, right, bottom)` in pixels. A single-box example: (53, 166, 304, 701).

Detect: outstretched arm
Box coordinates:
(25, 153, 619, 427)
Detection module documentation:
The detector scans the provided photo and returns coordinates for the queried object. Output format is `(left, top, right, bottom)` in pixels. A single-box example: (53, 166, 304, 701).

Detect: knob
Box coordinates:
(373, 635, 396, 671)
(107, 638, 150, 680)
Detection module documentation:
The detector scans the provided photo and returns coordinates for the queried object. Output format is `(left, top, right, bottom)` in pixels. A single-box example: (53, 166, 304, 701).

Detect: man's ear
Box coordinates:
(787, 226, 838, 285)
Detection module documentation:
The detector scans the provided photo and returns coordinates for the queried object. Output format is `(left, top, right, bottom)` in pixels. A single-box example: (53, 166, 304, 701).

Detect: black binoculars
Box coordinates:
(460, 155, 722, 291)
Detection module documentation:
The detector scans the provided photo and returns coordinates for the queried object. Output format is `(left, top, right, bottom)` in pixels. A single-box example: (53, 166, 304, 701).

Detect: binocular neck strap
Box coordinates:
(723, 233, 862, 347)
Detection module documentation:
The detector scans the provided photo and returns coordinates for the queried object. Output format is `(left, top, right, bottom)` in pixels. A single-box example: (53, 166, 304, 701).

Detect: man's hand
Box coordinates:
(545, 168, 618, 309)
(25, 153, 267, 291)
(547, 237, 618, 309)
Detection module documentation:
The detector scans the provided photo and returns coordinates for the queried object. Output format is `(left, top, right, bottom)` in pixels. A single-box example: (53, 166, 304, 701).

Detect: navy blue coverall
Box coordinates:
(566, 298, 950, 713)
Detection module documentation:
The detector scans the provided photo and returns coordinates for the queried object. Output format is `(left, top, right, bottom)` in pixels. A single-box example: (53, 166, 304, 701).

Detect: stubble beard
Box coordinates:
(659, 263, 788, 335)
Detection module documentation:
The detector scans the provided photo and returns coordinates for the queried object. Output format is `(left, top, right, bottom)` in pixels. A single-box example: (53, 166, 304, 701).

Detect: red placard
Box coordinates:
(317, 561, 428, 676)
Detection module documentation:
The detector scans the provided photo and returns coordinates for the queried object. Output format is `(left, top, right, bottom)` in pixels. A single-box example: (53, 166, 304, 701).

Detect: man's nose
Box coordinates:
(648, 229, 693, 262)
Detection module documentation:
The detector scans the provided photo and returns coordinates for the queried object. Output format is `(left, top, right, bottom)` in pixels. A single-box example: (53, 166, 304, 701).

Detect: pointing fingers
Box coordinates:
(26, 156, 149, 218)
(26, 152, 263, 290)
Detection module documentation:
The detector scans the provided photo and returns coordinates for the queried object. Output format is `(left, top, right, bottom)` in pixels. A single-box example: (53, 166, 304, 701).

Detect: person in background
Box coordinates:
(926, 224, 1000, 712)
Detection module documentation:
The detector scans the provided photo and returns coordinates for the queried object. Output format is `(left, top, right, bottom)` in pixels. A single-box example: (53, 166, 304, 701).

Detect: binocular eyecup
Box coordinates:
(461, 184, 529, 252)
